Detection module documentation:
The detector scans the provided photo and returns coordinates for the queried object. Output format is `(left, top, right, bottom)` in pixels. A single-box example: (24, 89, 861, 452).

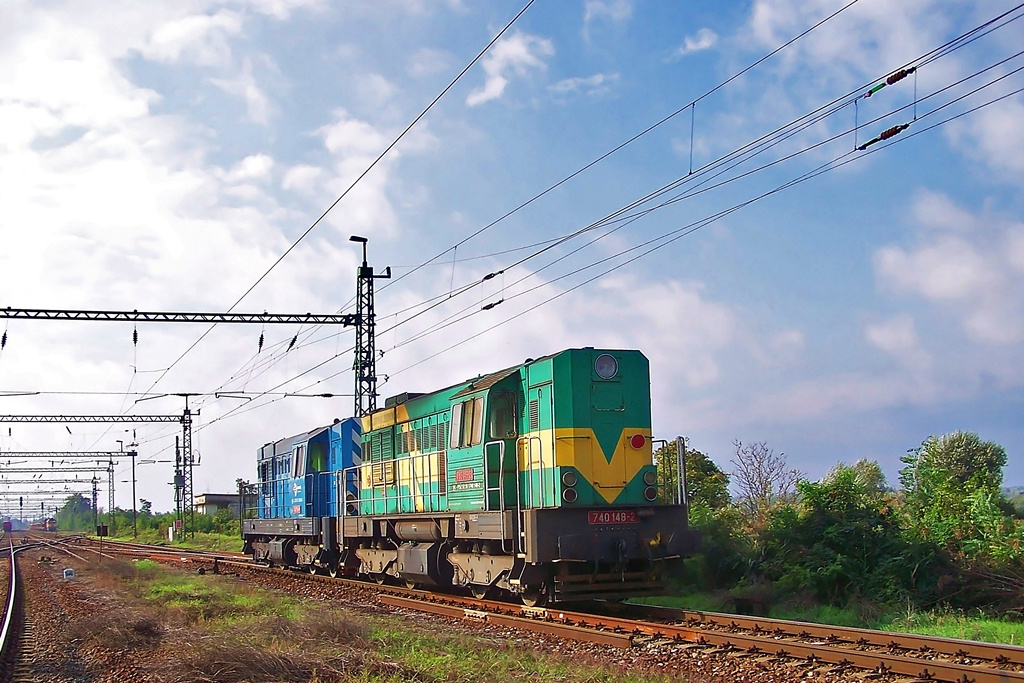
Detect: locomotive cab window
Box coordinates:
(489, 390, 518, 440)
(449, 397, 484, 448)
(291, 444, 306, 479)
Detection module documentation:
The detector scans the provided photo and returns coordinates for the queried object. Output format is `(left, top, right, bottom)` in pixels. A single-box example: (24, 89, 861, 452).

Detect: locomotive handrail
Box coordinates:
(515, 435, 545, 555)
(343, 448, 448, 518)
(484, 440, 512, 553)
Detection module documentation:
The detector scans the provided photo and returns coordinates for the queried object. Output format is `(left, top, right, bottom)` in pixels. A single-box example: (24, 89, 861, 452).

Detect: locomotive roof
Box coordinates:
(378, 350, 562, 412)
(259, 419, 351, 458)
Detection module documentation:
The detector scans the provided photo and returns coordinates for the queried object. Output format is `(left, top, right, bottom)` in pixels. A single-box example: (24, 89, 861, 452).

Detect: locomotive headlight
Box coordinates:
(644, 486, 658, 501)
(561, 471, 578, 487)
(594, 353, 618, 379)
(562, 488, 578, 503)
(643, 470, 657, 486)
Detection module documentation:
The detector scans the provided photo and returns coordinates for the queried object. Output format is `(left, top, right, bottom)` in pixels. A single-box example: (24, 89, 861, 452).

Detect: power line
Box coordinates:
(383, 0, 867, 292)
(189, 0, 871, 406)
(138, 0, 538, 401)
(192, 29, 1024, 432)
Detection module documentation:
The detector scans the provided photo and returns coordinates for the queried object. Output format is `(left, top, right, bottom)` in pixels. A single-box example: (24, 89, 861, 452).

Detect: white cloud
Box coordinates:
(223, 154, 274, 183)
(865, 315, 918, 354)
(583, 0, 634, 39)
(670, 28, 718, 59)
(281, 164, 325, 196)
(242, 0, 325, 20)
(874, 191, 1024, 344)
(354, 73, 397, 107)
(466, 31, 554, 107)
(945, 95, 1024, 178)
(408, 47, 452, 78)
(210, 57, 275, 125)
(548, 72, 619, 97)
(141, 12, 243, 67)
(280, 107, 433, 234)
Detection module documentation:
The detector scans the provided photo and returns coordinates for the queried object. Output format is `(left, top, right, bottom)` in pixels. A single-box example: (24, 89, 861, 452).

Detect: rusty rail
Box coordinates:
(82, 537, 1024, 683)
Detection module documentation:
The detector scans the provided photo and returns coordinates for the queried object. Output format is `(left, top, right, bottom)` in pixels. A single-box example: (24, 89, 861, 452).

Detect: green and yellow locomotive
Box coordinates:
(244, 347, 697, 604)
(343, 347, 697, 604)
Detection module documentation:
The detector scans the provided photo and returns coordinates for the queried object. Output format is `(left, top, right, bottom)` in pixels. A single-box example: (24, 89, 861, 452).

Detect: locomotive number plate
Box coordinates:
(588, 510, 638, 525)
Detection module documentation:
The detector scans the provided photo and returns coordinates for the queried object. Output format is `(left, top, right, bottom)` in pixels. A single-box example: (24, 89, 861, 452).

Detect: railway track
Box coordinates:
(80, 536, 1024, 683)
(0, 534, 75, 683)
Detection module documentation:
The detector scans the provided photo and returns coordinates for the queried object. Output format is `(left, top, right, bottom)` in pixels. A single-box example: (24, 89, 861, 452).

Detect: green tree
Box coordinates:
(56, 493, 94, 532)
(759, 465, 941, 606)
(822, 459, 888, 496)
(899, 431, 1012, 560)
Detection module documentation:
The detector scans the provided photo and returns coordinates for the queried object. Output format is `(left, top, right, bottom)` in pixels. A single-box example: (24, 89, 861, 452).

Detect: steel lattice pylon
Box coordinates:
(350, 237, 390, 417)
(182, 406, 194, 538)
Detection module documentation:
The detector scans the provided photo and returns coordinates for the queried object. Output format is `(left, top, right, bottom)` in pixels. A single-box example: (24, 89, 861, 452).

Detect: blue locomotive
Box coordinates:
(242, 347, 699, 604)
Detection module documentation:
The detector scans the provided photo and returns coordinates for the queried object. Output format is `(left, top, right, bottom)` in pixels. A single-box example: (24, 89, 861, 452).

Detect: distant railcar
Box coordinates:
(44, 518, 57, 532)
(243, 348, 699, 605)
(2, 520, 12, 533)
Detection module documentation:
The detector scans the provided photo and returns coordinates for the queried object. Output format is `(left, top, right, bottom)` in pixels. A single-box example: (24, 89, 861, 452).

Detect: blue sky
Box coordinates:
(1, 0, 1022, 513)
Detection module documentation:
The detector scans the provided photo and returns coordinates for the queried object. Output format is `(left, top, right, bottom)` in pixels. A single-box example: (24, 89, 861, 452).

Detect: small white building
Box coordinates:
(194, 493, 240, 517)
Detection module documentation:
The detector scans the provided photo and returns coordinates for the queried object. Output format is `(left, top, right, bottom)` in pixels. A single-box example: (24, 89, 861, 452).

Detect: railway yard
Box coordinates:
(0, 533, 1022, 683)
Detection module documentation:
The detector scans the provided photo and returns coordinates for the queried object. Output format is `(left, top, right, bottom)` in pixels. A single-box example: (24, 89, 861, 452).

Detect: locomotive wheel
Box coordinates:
(521, 586, 547, 607)
(471, 584, 491, 600)
(328, 565, 339, 579)
(373, 573, 388, 585)
(308, 564, 318, 576)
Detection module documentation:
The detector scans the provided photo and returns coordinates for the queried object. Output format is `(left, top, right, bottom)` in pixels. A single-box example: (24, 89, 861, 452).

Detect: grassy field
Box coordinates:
(106, 529, 1024, 648)
(88, 558, 675, 683)
(631, 591, 1024, 646)
(109, 527, 243, 552)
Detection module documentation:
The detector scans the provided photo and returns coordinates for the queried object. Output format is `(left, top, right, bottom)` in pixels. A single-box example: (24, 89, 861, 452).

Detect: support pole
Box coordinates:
(91, 477, 98, 529)
(174, 436, 183, 538)
(350, 236, 390, 418)
(181, 403, 194, 538)
(108, 457, 115, 534)
(130, 449, 137, 538)
(675, 436, 688, 509)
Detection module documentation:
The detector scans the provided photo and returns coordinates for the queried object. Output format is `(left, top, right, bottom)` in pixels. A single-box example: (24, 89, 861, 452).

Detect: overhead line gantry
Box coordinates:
(1, 237, 389, 537)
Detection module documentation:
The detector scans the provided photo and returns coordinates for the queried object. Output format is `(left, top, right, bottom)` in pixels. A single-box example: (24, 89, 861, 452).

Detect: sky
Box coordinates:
(1, 0, 1023, 516)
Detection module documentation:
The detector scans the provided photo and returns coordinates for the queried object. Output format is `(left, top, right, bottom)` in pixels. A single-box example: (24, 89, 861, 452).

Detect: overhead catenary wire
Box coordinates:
(382, 56, 1024, 355)
(194, 68, 1024, 435)
(72, 2, 1024, 470)
(176, 6, 1024, 439)
(184, 0, 882, 415)
(381, 0, 868, 294)
(374, 33, 1024, 353)
(193, 0, 1024, 416)
(134, 0, 539, 403)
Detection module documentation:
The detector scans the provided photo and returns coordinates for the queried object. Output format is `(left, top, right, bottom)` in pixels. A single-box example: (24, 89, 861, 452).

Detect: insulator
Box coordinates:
(1, 331, 6, 349)
(864, 83, 886, 98)
(879, 123, 909, 141)
(886, 67, 916, 85)
(132, 327, 138, 346)
(258, 332, 264, 352)
(287, 334, 297, 352)
(481, 298, 504, 311)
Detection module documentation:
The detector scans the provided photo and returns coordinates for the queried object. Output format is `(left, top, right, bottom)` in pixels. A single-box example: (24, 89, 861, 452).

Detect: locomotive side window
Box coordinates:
(449, 404, 462, 449)
(450, 397, 484, 448)
(489, 390, 518, 439)
(292, 444, 306, 479)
